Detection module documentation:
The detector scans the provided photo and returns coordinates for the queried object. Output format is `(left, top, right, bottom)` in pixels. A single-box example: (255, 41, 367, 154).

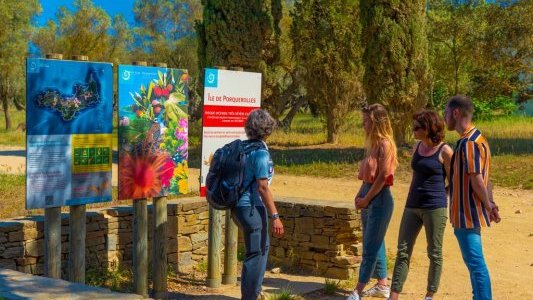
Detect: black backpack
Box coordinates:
(205, 139, 266, 210)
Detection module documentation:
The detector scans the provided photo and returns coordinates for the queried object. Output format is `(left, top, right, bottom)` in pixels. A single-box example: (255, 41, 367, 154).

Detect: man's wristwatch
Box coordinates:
(270, 213, 280, 220)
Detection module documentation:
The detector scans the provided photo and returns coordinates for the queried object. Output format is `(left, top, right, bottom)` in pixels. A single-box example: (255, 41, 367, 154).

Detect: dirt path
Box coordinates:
(269, 173, 533, 299)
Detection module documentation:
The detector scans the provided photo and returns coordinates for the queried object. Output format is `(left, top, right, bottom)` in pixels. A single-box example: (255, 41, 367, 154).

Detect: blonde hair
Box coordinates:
(362, 104, 398, 166)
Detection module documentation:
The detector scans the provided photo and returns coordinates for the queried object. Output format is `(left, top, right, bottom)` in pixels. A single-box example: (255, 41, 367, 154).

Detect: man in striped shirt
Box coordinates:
(444, 95, 500, 300)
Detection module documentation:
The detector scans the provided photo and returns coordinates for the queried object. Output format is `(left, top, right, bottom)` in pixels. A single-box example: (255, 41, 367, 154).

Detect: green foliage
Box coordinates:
(32, 0, 132, 64)
(0, 0, 41, 129)
(196, 0, 284, 122)
(428, 0, 483, 97)
(428, 0, 532, 107)
(291, 0, 365, 143)
(237, 245, 246, 262)
(430, 80, 451, 111)
(472, 96, 517, 120)
(86, 261, 132, 292)
(472, 0, 533, 100)
(194, 259, 208, 273)
(360, 0, 430, 145)
(323, 278, 341, 295)
(197, 0, 275, 70)
(132, 1, 202, 120)
(266, 286, 299, 300)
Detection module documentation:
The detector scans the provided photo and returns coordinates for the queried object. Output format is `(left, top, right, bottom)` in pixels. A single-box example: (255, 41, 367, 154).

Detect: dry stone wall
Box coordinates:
(0, 197, 361, 280)
(270, 197, 363, 279)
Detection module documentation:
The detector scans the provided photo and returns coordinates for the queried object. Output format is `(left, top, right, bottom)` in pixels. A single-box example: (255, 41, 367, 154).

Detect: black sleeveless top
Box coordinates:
(406, 143, 447, 209)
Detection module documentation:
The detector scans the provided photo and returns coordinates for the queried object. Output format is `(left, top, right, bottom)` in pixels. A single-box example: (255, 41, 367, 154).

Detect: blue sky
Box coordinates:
(37, 0, 136, 26)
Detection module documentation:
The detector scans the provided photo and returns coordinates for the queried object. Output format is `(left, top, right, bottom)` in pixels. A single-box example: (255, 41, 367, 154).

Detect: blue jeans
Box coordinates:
(358, 183, 394, 283)
(231, 205, 269, 300)
(454, 228, 492, 300)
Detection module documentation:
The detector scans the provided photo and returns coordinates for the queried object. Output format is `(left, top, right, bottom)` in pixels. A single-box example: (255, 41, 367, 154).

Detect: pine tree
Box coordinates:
(197, 0, 278, 70)
(291, 0, 365, 143)
(196, 0, 283, 110)
(360, 0, 430, 145)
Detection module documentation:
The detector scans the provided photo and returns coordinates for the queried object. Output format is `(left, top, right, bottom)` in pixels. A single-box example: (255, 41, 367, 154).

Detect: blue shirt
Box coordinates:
(236, 142, 274, 207)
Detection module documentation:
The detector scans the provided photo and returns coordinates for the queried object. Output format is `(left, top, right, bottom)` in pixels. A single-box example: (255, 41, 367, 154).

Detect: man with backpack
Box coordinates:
(206, 109, 284, 300)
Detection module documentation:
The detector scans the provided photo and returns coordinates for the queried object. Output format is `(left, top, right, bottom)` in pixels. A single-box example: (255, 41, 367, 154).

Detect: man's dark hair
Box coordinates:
(447, 95, 474, 117)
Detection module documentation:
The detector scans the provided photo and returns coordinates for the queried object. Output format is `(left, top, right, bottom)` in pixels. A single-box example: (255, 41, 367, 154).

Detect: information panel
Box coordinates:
(200, 68, 262, 196)
(118, 65, 189, 200)
(26, 58, 113, 209)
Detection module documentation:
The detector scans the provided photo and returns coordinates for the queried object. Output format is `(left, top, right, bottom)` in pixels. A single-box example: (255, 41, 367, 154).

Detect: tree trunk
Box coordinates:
(326, 110, 339, 144)
(392, 114, 409, 147)
(280, 96, 307, 130)
(13, 97, 25, 111)
(452, 37, 459, 95)
(2, 98, 11, 130)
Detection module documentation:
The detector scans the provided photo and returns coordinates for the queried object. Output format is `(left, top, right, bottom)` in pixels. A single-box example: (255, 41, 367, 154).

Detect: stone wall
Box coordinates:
(0, 197, 361, 280)
(270, 197, 362, 279)
(0, 197, 213, 278)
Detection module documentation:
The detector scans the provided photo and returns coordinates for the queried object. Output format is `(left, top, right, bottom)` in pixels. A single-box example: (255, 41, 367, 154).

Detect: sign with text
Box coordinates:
(200, 68, 262, 196)
(26, 58, 113, 209)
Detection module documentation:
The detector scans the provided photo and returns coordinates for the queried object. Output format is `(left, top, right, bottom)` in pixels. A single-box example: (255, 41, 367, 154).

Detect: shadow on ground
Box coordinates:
(169, 293, 238, 300)
(187, 146, 365, 169)
(0, 150, 25, 157)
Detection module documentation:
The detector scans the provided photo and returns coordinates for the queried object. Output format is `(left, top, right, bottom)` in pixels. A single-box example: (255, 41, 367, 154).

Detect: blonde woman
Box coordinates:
(347, 104, 398, 300)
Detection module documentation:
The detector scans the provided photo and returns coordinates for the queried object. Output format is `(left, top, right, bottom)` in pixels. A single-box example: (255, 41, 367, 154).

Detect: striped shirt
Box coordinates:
(450, 127, 492, 228)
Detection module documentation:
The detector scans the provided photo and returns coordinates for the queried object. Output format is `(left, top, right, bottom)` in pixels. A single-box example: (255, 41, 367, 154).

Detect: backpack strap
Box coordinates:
(242, 140, 268, 214)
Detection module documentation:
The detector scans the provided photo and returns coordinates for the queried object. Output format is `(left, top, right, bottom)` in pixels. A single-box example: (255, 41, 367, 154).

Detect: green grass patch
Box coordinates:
(194, 259, 208, 273)
(0, 174, 29, 219)
(443, 116, 533, 156)
(269, 114, 532, 189)
(86, 261, 132, 292)
(323, 278, 341, 295)
(269, 113, 365, 147)
(0, 109, 119, 148)
(0, 109, 26, 146)
(266, 286, 300, 300)
(491, 155, 533, 189)
(0, 172, 197, 220)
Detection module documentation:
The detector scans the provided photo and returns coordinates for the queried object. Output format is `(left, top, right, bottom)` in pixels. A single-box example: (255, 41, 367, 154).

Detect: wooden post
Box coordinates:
(206, 66, 227, 289)
(207, 204, 223, 288)
(68, 54, 89, 284)
(131, 60, 149, 298)
(43, 53, 63, 280)
(44, 206, 61, 279)
(152, 196, 168, 299)
(150, 61, 168, 299)
(133, 199, 148, 297)
(222, 211, 238, 285)
(68, 204, 86, 283)
(222, 66, 244, 286)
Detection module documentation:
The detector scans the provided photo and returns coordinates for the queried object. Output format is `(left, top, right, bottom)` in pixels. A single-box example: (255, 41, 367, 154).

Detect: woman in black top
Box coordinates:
(389, 110, 453, 300)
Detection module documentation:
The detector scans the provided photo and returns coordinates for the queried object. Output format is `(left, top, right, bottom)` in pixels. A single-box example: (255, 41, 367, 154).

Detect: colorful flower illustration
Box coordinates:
(161, 158, 176, 188)
(118, 147, 171, 199)
(118, 67, 189, 199)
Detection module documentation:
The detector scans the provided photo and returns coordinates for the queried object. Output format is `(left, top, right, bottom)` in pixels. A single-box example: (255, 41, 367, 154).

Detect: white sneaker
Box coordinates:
(424, 297, 433, 300)
(346, 290, 361, 300)
(361, 284, 390, 298)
